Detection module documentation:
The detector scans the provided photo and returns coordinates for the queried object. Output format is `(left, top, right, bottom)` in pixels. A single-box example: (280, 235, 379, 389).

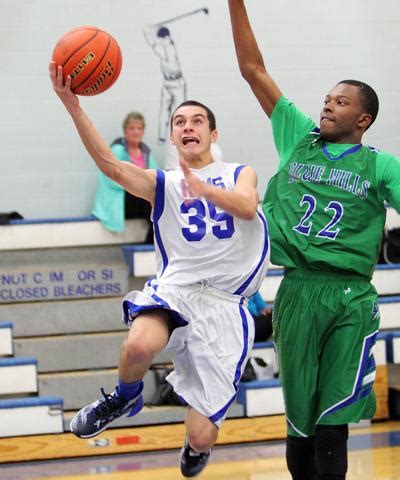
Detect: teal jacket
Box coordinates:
(92, 138, 158, 232)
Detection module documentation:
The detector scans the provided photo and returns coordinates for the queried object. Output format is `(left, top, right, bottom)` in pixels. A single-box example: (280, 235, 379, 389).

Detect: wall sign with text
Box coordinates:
(0, 267, 128, 303)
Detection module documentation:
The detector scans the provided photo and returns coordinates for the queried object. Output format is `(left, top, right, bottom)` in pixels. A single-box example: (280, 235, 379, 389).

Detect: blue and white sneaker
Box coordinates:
(180, 438, 211, 477)
(70, 385, 144, 438)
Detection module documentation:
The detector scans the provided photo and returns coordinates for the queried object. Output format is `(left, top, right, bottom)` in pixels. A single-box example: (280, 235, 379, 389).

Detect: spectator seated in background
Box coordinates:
(248, 290, 273, 342)
(92, 111, 158, 243)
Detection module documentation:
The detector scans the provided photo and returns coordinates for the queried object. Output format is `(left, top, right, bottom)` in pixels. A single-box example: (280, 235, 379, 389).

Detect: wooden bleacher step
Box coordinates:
(39, 369, 157, 411)
(122, 244, 156, 276)
(0, 321, 13, 356)
(1, 217, 148, 251)
(393, 333, 400, 363)
(14, 333, 174, 373)
(0, 357, 38, 395)
(372, 264, 400, 296)
(375, 333, 391, 365)
(0, 297, 125, 337)
(386, 330, 400, 419)
(237, 378, 285, 417)
(0, 396, 64, 437)
(372, 333, 395, 420)
(385, 331, 400, 363)
(14, 332, 127, 373)
(259, 264, 400, 302)
(379, 296, 400, 330)
(122, 245, 400, 304)
(122, 244, 284, 301)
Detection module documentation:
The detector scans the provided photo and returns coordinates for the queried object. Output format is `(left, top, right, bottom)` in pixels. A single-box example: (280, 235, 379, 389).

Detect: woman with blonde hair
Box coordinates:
(92, 111, 158, 242)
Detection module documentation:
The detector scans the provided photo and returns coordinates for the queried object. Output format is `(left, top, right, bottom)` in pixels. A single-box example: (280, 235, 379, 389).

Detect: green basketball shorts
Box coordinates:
(273, 269, 380, 437)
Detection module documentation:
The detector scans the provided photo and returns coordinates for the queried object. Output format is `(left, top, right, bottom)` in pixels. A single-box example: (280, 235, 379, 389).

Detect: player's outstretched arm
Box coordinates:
(49, 61, 156, 204)
(180, 158, 259, 220)
(228, 0, 282, 118)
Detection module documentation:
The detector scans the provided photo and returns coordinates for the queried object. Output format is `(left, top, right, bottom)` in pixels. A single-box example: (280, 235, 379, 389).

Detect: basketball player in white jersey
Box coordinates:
(49, 61, 269, 478)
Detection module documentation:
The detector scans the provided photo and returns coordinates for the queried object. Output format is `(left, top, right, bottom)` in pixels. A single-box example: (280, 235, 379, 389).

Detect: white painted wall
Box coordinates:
(1, 0, 400, 218)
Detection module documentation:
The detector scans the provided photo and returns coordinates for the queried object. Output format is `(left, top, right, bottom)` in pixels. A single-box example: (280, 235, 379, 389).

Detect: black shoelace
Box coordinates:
(88, 387, 123, 421)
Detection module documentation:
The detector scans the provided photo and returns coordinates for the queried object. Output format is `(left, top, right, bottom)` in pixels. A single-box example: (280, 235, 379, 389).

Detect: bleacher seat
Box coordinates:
(237, 378, 284, 417)
(121, 246, 400, 307)
(393, 333, 400, 363)
(122, 244, 156, 276)
(373, 264, 400, 296)
(376, 333, 390, 365)
(384, 331, 400, 364)
(236, 341, 282, 417)
(0, 321, 13, 356)
(0, 397, 64, 437)
(379, 296, 400, 330)
(0, 323, 64, 438)
(0, 217, 148, 251)
(0, 357, 38, 395)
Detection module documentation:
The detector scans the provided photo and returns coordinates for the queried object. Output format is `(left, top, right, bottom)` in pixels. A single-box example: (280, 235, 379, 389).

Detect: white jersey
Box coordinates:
(152, 161, 269, 297)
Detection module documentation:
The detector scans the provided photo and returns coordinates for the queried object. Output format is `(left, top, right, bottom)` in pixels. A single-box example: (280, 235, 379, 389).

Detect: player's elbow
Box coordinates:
(240, 203, 258, 221)
(240, 62, 266, 84)
(242, 211, 256, 221)
(111, 165, 126, 185)
(102, 158, 123, 183)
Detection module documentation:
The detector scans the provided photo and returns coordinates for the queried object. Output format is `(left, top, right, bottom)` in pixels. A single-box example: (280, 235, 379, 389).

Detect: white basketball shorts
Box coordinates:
(122, 280, 255, 427)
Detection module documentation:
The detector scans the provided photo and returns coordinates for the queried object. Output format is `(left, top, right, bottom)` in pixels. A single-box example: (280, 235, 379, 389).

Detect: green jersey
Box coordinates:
(263, 96, 400, 278)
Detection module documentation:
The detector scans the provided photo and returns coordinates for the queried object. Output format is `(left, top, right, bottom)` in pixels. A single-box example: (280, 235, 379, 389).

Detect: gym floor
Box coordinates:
(1, 420, 399, 480)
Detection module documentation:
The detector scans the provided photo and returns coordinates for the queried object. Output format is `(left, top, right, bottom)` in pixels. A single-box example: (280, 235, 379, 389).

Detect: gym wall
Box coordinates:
(1, 0, 399, 218)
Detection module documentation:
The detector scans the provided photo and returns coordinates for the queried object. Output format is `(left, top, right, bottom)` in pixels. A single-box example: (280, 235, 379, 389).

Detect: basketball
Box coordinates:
(52, 26, 122, 96)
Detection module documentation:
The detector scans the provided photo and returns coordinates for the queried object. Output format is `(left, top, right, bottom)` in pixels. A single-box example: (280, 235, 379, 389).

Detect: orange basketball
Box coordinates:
(52, 26, 122, 96)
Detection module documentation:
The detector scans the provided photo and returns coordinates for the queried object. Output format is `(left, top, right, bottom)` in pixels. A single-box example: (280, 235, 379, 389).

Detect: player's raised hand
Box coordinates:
(49, 61, 79, 110)
(179, 157, 209, 201)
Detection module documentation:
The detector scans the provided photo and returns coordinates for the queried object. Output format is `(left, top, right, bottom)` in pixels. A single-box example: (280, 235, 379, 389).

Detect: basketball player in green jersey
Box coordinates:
(228, 1, 400, 479)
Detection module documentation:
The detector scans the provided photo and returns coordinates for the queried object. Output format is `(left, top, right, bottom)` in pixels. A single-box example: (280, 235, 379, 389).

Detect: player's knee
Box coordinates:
(286, 435, 316, 480)
(123, 335, 154, 364)
(186, 421, 217, 452)
(315, 424, 348, 478)
(187, 431, 215, 453)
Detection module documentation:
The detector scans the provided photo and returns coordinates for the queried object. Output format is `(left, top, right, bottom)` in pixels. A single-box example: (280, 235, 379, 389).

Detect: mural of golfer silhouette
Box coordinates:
(143, 8, 209, 145)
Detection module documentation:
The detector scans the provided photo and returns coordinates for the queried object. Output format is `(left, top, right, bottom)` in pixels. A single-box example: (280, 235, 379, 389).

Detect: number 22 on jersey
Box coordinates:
(293, 194, 344, 240)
